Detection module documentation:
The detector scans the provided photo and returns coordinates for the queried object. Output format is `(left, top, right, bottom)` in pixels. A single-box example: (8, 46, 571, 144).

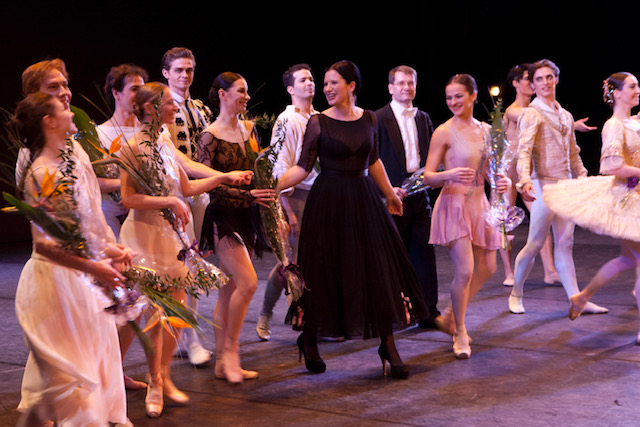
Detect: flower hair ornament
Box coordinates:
(603, 79, 615, 104)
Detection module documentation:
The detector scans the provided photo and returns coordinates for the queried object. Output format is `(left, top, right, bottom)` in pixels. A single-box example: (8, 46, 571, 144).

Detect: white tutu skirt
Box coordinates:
(543, 176, 640, 242)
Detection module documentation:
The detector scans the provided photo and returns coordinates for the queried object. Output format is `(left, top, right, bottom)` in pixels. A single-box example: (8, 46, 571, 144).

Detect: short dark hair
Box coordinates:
(282, 64, 312, 89)
(507, 63, 531, 86)
(103, 64, 149, 107)
(161, 47, 196, 71)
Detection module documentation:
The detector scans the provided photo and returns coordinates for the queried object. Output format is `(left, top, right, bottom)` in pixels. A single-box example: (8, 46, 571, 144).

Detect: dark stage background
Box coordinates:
(1, 0, 639, 242)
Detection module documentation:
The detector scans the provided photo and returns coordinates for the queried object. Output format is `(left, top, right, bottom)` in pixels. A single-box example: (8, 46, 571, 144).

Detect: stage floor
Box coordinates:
(1, 223, 639, 426)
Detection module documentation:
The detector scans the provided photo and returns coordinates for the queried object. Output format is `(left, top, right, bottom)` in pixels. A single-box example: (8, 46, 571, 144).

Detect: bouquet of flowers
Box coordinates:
(1, 141, 155, 349)
(93, 96, 229, 294)
(483, 98, 525, 249)
(251, 118, 306, 304)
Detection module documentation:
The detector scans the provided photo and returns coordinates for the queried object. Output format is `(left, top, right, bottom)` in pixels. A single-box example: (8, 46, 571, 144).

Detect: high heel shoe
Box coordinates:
(453, 332, 472, 359)
(145, 374, 163, 418)
(378, 345, 410, 379)
(296, 334, 326, 373)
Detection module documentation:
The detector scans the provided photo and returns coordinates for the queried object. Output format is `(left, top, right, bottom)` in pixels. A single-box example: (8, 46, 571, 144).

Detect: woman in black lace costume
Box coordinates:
(197, 72, 275, 383)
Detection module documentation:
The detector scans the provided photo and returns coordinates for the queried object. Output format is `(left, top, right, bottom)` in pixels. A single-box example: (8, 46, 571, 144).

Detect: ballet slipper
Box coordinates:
(544, 272, 561, 285)
(145, 373, 163, 418)
(453, 331, 471, 359)
(580, 301, 609, 315)
(162, 365, 189, 404)
(568, 294, 584, 320)
(214, 357, 258, 380)
(503, 277, 515, 287)
(434, 313, 455, 336)
(221, 351, 244, 384)
(508, 293, 525, 314)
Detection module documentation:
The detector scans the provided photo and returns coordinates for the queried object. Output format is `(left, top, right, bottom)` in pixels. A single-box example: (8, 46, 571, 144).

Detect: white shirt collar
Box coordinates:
(390, 100, 416, 116)
(531, 96, 561, 115)
(170, 90, 189, 104)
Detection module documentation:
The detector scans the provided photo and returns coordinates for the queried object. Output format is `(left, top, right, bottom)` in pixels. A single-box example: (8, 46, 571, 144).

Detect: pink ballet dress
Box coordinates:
(429, 119, 502, 250)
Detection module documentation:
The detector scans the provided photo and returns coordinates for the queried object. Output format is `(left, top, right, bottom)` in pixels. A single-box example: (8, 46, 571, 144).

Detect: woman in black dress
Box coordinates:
(275, 60, 428, 379)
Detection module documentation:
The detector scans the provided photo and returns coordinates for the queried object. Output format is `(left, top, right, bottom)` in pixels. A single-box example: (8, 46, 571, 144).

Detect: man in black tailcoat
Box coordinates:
(375, 65, 440, 328)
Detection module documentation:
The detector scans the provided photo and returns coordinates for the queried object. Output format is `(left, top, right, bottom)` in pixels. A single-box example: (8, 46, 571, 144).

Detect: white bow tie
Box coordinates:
(403, 107, 418, 118)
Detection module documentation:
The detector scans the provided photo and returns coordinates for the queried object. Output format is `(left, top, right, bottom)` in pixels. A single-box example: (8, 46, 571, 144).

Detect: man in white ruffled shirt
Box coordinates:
(509, 59, 608, 317)
(256, 64, 318, 341)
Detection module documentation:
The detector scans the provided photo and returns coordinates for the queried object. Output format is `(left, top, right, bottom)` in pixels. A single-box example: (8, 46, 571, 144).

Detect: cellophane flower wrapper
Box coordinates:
(177, 238, 230, 294)
(114, 97, 230, 296)
(252, 118, 306, 303)
(483, 99, 525, 249)
(401, 167, 430, 196)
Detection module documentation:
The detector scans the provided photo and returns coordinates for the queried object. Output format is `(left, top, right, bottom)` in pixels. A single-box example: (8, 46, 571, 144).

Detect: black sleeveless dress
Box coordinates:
(296, 111, 428, 339)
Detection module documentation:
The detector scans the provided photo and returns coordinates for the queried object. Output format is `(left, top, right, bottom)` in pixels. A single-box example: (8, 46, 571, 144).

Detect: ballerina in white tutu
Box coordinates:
(543, 72, 640, 336)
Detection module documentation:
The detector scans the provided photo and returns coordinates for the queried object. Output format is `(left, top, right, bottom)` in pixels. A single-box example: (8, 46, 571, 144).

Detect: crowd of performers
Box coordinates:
(6, 48, 640, 425)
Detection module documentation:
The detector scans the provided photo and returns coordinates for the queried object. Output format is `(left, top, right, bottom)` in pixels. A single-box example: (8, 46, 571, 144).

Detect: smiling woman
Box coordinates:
(422, 73, 511, 360)
(197, 71, 275, 384)
(274, 60, 429, 379)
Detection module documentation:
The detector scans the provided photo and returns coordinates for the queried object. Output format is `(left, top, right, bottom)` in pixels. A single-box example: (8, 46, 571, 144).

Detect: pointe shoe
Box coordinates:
(581, 301, 609, 315)
(568, 294, 584, 320)
(503, 276, 515, 287)
(453, 332, 472, 359)
(378, 345, 410, 379)
(214, 358, 259, 380)
(124, 374, 147, 390)
(296, 334, 326, 373)
(162, 365, 189, 404)
(434, 314, 455, 337)
(544, 272, 561, 285)
(145, 374, 163, 418)
(508, 294, 525, 314)
(256, 314, 272, 341)
(221, 351, 245, 384)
